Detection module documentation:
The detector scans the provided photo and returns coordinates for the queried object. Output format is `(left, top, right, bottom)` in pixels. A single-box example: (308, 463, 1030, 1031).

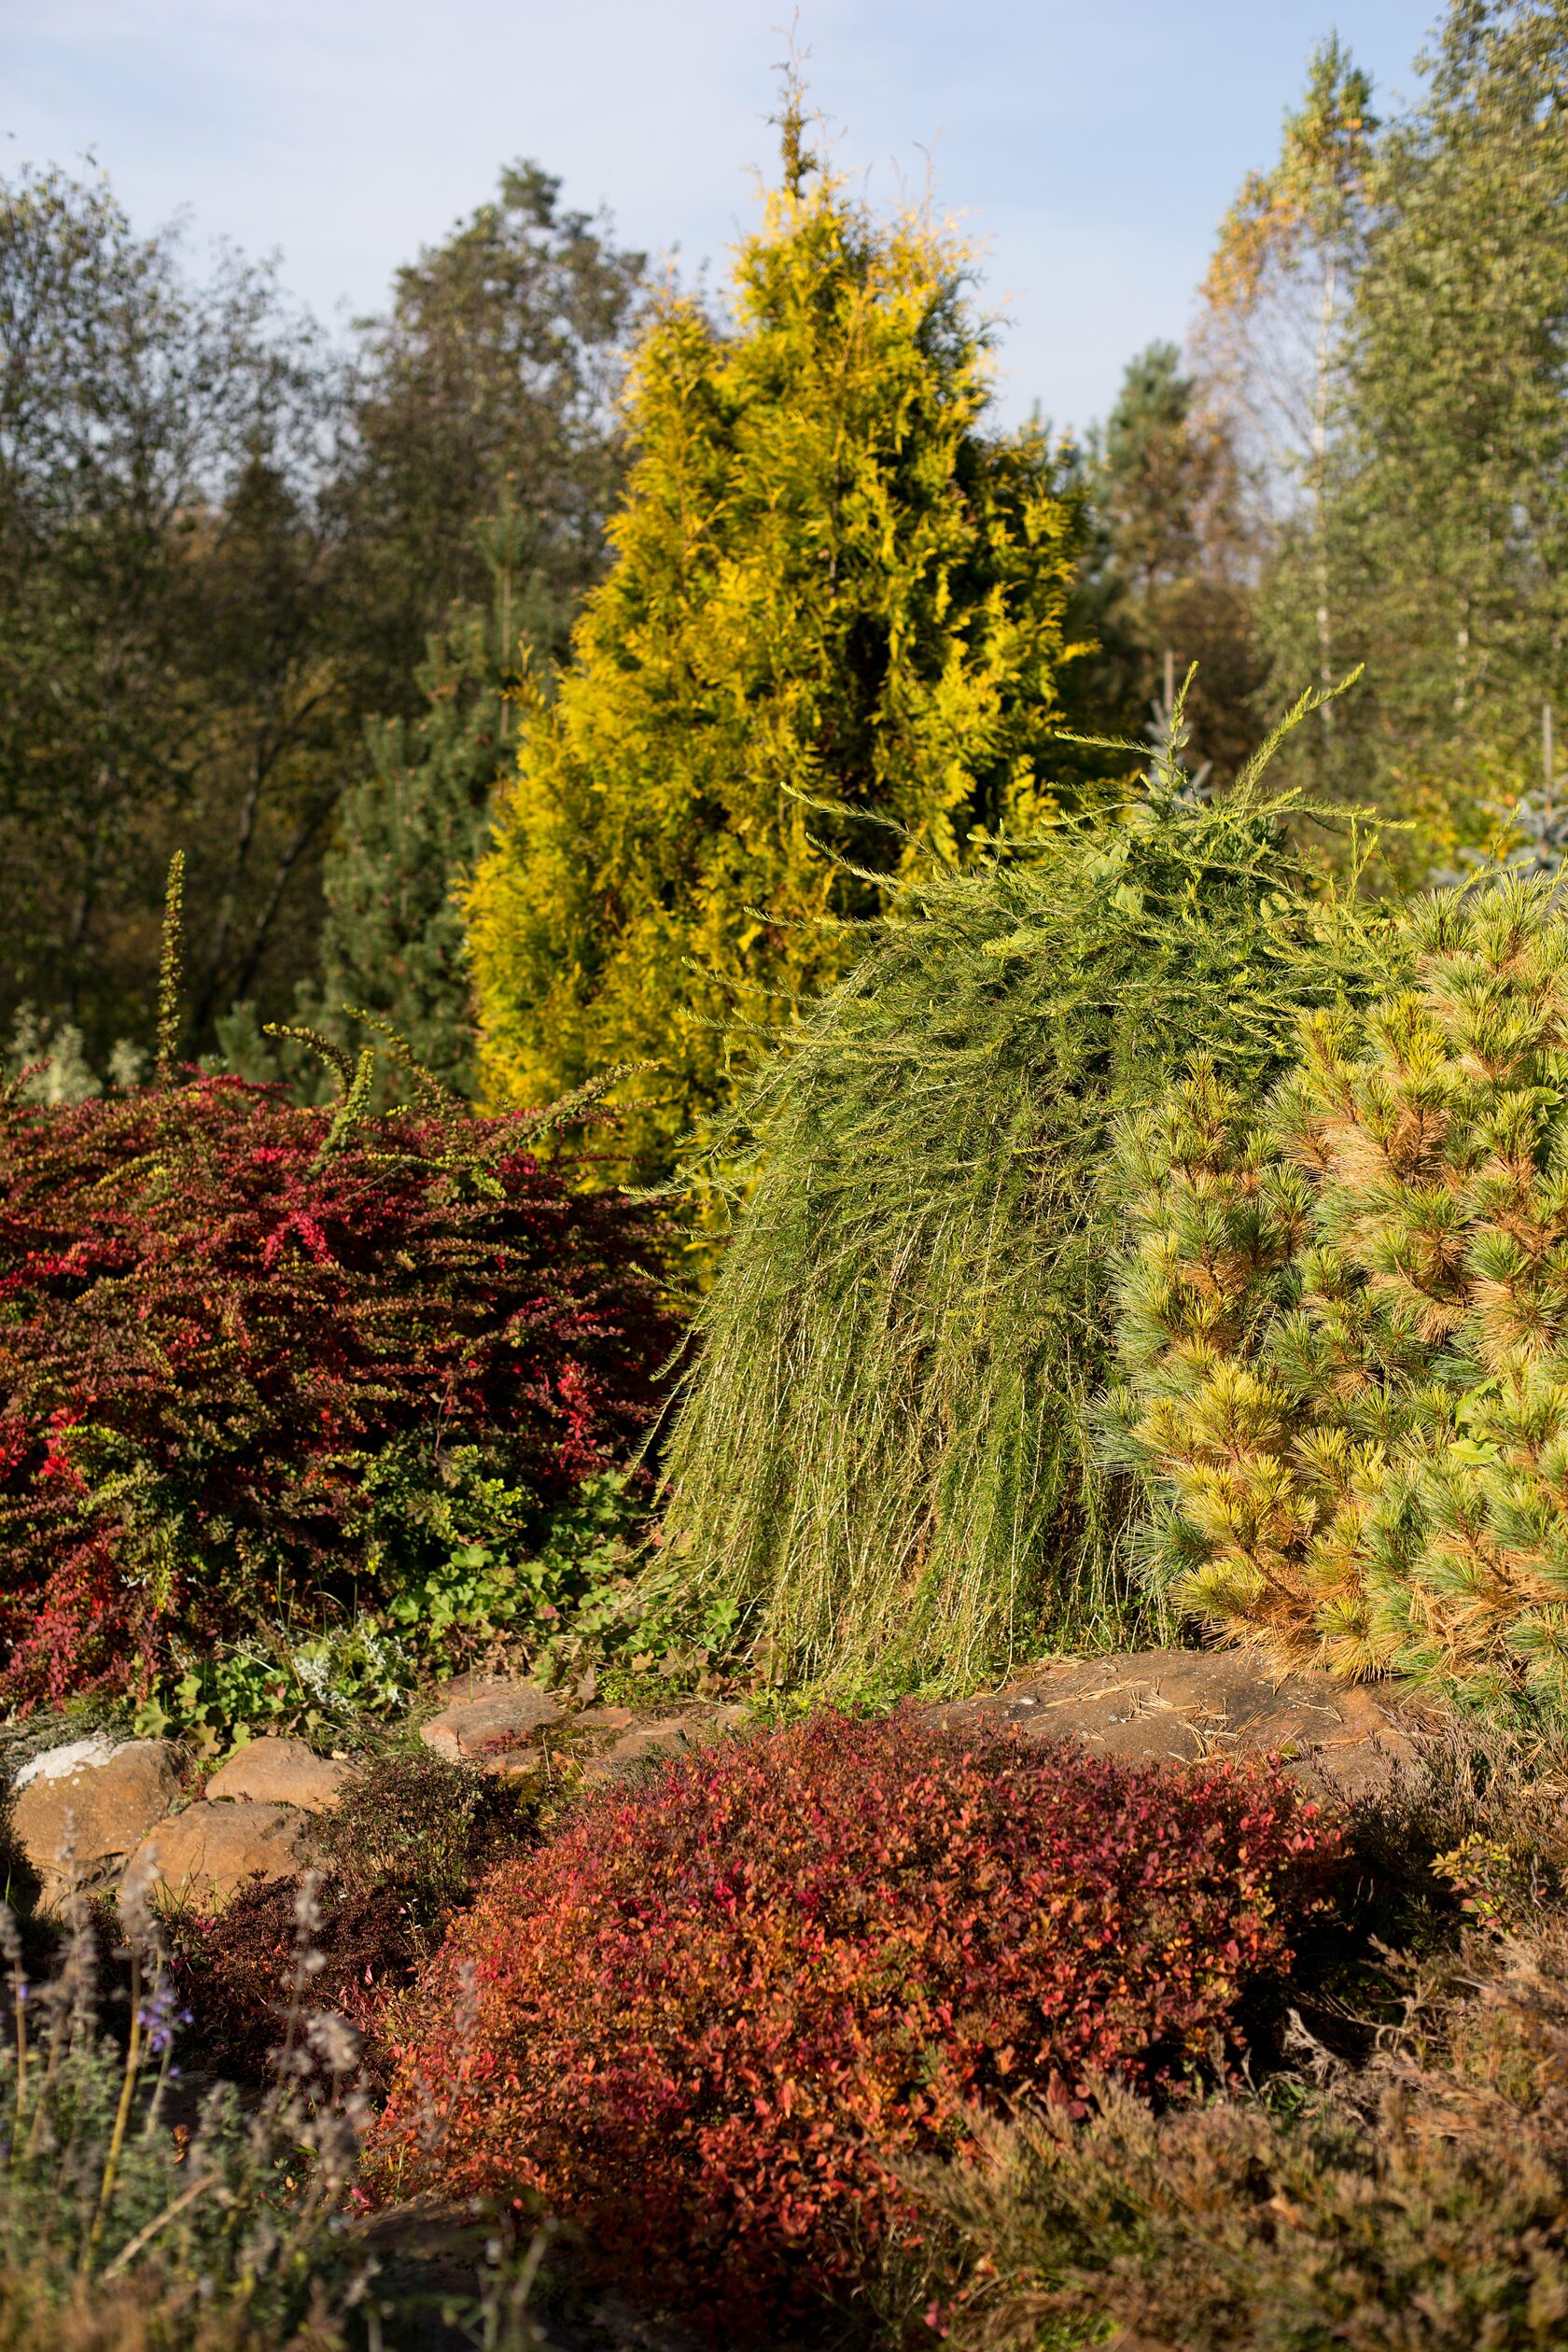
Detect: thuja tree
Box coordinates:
(1107, 874, 1568, 1713)
(467, 94, 1085, 1174)
(655, 693, 1400, 1693)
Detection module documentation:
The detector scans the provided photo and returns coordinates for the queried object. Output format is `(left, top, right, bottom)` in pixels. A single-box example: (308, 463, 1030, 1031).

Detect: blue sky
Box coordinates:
(4, 0, 1440, 434)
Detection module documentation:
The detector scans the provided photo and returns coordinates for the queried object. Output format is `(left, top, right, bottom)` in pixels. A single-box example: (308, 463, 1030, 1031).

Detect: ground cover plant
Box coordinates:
(655, 697, 1406, 1694)
(371, 1709, 1341, 2331)
(1107, 871, 1568, 1712)
(0, 988, 679, 1713)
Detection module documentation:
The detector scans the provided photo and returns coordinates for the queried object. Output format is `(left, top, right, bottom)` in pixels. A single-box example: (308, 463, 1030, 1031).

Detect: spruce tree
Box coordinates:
(298, 498, 539, 1091)
(1067, 343, 1262, 782)
(466, 91, 1084, 1173)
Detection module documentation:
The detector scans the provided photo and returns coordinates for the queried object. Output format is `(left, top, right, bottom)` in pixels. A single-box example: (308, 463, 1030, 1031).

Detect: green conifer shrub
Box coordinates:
(466, 93, 1084, 1175)
(655, 702, 1399, 1692)
(1109, 872, 1568, 1712)
(221, 497, 538, 1101)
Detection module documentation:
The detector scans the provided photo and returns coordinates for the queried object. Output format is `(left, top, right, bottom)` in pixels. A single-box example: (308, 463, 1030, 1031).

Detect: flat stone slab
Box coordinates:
(206, 1736, 355, 1813)
(931, 1647, 1419, 1802)
(419, 1676, 562, 1768)
(11, 1739, 182, 1908)
(125, 1800, 312, 1910)
(577, 1704, 751, 1783)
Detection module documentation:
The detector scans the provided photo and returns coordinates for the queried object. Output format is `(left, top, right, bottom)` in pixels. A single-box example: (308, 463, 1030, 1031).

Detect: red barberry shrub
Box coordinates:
(371, 1711, 1342, 2324)
(0, 1075, 679, 1703)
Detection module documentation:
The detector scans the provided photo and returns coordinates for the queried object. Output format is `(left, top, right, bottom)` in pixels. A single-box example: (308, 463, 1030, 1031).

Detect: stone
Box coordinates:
(931, 1647, 1419, 1802)
(11, 1739, 182, 1908)
(578, 1704, 751, 1782)
(601, 1718, 696, 1770)
(205, 1736, 355, 1813)
(419, 1676, 561, 1769)
(124, 1800, 312, 1910)
(572, 1705, 638, 1735)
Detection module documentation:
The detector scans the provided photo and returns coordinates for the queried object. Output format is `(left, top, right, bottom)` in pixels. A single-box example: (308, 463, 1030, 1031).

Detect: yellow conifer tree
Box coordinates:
(466, 91, 1084, 1173)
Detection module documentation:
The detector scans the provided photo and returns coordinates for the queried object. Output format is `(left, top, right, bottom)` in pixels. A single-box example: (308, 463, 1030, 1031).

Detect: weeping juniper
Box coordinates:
(655, 684, 1406, 1693)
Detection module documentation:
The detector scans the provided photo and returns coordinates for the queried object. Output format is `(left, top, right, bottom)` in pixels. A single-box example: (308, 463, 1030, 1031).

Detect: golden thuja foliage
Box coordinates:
(1110, 873, 1568, 1709)
(466, 91, 1084, 1177)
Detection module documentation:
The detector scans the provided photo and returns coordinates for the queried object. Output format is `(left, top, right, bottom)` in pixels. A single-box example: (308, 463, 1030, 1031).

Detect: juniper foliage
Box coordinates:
(655, 695, 1399, 1691)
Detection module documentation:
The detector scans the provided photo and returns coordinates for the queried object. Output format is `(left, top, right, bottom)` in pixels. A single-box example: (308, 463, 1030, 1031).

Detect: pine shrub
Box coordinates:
(1109, 873, 1568, 1710)
(656, 732, 1402, 1691)
(0, 1071, 678, 1705)
(371, 1711, 1341, 2324)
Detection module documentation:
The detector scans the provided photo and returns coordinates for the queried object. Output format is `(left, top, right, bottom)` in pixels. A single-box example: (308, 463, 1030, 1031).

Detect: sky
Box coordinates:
(3, 0, 1441, 435)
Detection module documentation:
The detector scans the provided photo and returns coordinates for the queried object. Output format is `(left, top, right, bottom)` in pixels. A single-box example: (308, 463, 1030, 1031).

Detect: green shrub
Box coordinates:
(1107, 873, 1568, 1710)
(656, 707, 1402, 1691)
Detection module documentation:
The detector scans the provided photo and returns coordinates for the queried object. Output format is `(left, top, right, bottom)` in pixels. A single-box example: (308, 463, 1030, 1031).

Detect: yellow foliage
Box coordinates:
(467, 105, 1083, 1175)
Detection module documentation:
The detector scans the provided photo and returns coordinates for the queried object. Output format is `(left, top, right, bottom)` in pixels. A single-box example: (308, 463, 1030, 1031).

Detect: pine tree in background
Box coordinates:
(306, 495, 535, 1090)
(466, 87, 1085, 1176)
(219, 495, 539, 1095)
(1064, 343, 1262, 783)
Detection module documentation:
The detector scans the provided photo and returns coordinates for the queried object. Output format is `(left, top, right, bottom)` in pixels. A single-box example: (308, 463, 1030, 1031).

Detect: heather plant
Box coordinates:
(656, 690, 1402, 1692)
(1107, 871, 1568, 1711)
(917, 2042, 1568, 2352)
(371, 1710, 1341, 2327)
(0, 1043, 679, 1712)
(895, 1714, 1568, 2352)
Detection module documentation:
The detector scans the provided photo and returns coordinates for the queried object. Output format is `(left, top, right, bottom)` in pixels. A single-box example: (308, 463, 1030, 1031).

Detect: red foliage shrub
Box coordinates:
(0, 1076, 679, 1703)
(371, 1710, 1342, 2324)
(173, 1743, 540, 2088)
(172, 1876, 419, 2086)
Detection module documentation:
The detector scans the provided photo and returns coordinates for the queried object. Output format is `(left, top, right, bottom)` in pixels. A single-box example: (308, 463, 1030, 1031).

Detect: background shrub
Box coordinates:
(656, 722, 1403, 1694)
(0, 1068, 679, 1708)
(372, 1710, 1341, 2325)
(1107, 874, 1568, 1709)
(467, 96, 1084, 1183)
